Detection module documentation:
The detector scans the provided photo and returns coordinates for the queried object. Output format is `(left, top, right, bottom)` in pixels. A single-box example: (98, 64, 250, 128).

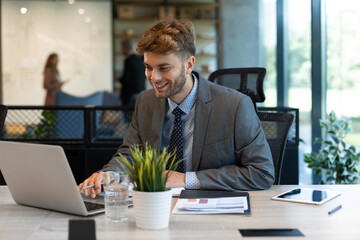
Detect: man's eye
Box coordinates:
(160, 67, 170, 71)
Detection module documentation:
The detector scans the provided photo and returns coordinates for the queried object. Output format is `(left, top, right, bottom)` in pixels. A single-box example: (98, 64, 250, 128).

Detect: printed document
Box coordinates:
(172, 196, 248, 214)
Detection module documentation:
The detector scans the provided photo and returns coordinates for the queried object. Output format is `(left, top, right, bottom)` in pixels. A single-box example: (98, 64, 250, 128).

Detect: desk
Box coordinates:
(0, 185, 359, 239)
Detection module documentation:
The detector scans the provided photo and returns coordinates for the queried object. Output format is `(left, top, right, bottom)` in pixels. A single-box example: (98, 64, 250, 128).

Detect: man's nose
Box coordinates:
(151, 69, 161, 81)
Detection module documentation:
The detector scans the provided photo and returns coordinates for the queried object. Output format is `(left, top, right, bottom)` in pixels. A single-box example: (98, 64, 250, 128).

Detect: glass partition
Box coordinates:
(1, 0, 112, 105)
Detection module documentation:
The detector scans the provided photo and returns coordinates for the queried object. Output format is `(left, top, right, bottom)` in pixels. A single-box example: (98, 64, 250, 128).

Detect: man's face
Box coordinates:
(144, 52, 189, 102)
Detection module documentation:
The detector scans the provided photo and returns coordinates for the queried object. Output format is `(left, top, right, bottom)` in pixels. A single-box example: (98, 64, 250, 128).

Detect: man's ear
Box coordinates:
(185, 56, 196, 74)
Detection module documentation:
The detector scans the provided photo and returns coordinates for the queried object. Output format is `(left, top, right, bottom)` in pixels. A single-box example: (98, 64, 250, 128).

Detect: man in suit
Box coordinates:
(79, 18, 274, 198)
(119, 39, 145, 107)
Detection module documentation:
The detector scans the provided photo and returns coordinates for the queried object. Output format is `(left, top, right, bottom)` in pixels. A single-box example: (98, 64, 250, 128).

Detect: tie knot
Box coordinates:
(172, 107, 183, 118)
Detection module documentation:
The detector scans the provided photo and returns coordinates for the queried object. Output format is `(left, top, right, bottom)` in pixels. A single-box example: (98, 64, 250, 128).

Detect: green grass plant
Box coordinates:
(115, 143, 182, 192)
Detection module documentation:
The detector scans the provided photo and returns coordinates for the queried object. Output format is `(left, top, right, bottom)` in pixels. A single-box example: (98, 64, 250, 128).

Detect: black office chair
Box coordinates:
(208, 67, 266, 112)
(258, 112, 294, 185)
(0, 104, 8, 185)
(208, 68, 294, 184)
(0, 104, 7, 138)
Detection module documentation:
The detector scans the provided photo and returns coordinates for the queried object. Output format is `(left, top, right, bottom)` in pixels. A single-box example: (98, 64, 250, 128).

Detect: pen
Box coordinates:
(328, 205, 342, 215)
(80, 174, 119, 191)
(81, 182, 103, 190)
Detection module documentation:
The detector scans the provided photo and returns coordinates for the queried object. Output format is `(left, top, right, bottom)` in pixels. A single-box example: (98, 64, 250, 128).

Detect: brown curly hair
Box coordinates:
(136, 17, 196, 60)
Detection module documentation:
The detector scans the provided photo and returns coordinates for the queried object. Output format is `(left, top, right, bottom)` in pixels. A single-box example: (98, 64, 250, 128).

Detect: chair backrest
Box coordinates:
(258, 112, 294, 185)
(55, 91, 104, 138)
(0, 105, 8, 138)
(208, 67, 266, 112)
(0, 104, 8, 185)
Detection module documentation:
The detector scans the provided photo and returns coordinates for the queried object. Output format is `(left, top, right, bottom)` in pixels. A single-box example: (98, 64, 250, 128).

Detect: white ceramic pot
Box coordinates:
(132, 189, 172, 230)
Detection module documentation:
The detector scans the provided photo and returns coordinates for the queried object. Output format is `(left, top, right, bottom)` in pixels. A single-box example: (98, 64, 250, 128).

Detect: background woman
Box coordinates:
(43, 53, 68, 106)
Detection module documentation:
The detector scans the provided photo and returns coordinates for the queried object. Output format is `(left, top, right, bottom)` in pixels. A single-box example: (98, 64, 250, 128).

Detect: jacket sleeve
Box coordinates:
(101, 92, 143, 172)
(196, 96, 275, 191)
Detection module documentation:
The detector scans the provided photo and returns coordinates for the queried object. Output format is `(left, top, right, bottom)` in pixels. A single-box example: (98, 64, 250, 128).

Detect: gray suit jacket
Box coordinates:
(103, 72, 275, 191)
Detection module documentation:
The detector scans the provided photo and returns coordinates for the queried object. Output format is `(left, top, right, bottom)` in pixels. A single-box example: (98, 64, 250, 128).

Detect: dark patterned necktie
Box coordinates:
(167, 107, 185, 172)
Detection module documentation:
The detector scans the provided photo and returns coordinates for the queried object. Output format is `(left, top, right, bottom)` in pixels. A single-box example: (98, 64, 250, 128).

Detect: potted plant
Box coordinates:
(21, 111, 57, 139)
(116, 143, 181, 230)
(304, 111, 360, 184)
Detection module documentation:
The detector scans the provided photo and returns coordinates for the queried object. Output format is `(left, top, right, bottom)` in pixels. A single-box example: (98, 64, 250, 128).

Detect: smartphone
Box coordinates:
(239, 228, 304, 237)
(68, 219, 96, 240)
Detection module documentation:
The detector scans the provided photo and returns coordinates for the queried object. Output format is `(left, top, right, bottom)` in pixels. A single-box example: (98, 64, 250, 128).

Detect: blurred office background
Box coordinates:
(1, 0, 359, 184)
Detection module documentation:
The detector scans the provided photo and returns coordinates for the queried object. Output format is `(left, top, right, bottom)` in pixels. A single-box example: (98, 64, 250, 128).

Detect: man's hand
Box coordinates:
(164, 170, 186, 188)
(78, 171, 104, 198)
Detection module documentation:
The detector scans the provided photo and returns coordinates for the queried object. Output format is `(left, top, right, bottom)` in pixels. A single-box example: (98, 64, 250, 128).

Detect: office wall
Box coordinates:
(1, 1, 112, 105)
(221, 0, 263, 68)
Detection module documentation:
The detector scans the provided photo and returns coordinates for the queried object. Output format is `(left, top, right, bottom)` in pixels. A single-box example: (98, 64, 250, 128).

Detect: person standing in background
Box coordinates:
(119, 40, 146, 107)
(43, 53, 68, 106)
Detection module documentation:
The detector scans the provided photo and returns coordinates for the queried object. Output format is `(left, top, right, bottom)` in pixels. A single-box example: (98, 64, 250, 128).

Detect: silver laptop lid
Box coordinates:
(0, 141, 97, 216)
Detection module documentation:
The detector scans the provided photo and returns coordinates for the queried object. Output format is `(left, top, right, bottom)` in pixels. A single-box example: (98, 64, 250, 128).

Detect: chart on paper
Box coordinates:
(172, 196, 248, 214)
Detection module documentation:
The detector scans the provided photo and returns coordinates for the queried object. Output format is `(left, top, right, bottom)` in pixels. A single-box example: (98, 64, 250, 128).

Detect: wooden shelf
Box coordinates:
(114, 34, 218, 42)
(112, 0, 221, 89)
(196, 37, 218, 41)
(196, 54, 217, 58)
(114, 35, 142, 40)
(114, 18, 157, 23)
(115, 18, 218, 24)
(114, 1, 219, 8)
(115, 53, 216, 58)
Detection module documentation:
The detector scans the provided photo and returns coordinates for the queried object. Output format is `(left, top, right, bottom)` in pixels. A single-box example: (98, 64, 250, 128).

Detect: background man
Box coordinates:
(119, 39, 145, 107)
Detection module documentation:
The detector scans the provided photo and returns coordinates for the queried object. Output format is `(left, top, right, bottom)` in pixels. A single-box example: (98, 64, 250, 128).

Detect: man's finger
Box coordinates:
(90, 187, 96, 198)
(80, 176, 94, 196)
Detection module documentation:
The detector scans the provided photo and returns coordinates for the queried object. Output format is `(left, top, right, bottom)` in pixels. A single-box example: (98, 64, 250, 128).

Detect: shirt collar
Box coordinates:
(167, 73, 198, 115)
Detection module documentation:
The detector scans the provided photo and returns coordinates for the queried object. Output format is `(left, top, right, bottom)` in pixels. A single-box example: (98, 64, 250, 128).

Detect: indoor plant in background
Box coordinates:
(304, 111, 360, 184)
(21, 111, 57, 139)
(116, 143, 181, 230)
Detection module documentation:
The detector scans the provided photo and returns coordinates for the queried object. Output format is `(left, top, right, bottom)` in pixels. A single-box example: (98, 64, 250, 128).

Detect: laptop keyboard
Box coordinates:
(84, 201, 104, 212)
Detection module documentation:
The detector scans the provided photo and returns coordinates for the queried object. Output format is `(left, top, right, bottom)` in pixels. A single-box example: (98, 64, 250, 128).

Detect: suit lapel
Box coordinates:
(192, 73, 212, 171)
(151, 97, 166, 151)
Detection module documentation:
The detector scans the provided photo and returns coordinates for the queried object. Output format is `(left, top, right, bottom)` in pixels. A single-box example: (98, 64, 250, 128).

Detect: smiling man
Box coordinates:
(79, 18, 275, 198)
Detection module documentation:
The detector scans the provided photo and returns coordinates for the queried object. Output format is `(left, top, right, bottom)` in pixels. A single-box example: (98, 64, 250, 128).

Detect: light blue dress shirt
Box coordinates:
(161, 74, 201, 189)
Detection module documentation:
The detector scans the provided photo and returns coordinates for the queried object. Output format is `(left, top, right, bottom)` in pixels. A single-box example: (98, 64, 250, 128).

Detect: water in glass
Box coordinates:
(105, 183, 129, 222)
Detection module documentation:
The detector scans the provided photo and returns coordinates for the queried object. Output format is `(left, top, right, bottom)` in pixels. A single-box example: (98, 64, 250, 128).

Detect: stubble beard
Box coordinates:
(154, 65, 187, 99)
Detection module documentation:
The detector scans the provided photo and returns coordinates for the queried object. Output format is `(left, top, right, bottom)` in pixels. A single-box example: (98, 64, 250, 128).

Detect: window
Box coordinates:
(262, 0, 277, 107)
(287, 0, 312, 184)
(326, 0, 360, 147)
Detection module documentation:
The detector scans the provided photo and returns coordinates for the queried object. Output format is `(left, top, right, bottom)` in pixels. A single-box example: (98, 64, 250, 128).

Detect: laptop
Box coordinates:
(0, 141, 105, 216)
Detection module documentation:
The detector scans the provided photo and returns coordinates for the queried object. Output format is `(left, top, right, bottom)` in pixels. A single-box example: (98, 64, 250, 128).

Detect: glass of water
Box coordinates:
(103, 172, 129, 222)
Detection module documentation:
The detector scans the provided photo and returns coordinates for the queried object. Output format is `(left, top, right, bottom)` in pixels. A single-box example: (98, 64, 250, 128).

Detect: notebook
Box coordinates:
(0, 141, 105, 216)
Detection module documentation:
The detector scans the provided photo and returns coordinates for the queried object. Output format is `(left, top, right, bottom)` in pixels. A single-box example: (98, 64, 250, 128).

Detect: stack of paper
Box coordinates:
(172, 196, 248, 214)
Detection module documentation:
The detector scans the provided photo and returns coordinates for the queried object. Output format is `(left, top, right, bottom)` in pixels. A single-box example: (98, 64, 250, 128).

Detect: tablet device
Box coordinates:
(271, 188, 341, 205)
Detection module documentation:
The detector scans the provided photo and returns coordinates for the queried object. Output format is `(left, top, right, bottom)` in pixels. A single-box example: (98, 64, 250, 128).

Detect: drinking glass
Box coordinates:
(103, 172, 129, 222)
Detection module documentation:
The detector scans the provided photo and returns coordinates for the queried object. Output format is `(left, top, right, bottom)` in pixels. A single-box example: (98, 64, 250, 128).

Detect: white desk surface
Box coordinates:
(0, 185, 359, 240)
